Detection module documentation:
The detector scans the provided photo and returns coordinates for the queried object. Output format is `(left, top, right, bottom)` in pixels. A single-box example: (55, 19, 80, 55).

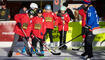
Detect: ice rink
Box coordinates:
(0, 43, 105, 60)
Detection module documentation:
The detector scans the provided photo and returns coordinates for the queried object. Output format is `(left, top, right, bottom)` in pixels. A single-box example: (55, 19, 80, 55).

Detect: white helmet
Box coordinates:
(60, 6, 66, 11)
(30, 3, 38, 9)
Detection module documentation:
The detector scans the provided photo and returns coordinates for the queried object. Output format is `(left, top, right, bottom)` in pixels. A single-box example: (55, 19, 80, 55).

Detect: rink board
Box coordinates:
(0, 21, 105, 43)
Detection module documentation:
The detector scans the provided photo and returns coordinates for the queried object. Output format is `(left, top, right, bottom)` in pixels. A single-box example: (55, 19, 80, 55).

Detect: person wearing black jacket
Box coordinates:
(0, 4, 10, 21)
(63, 1, 75, 21)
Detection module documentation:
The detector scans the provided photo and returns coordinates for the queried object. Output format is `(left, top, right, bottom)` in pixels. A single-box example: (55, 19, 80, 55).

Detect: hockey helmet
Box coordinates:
(28, 9, 35, 16)
(60, 6, 66, 11)
(37, 9, 43, 13)
(30, 3, 38, 9)
(45, 5, 51, 10)
(83, 0, 91, 4)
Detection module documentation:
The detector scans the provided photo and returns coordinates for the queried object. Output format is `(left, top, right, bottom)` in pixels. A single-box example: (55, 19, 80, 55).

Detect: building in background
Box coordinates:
(0, 0, 105, 20)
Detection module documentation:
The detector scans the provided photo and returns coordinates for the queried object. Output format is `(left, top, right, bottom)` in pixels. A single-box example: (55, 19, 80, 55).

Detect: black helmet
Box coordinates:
(37, 9, 43, 13)
(28, 9, 35, 16)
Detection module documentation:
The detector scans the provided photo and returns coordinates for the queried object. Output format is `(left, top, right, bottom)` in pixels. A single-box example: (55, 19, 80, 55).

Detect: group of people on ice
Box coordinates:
(8, 0, 100, 60)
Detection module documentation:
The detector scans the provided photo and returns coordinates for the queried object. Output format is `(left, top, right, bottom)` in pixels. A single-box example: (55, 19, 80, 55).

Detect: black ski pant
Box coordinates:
(83, 31, 95, 58)
(43, 29, 53, 43)
(59, 31, 67, 46)
(32, 37, 43, 51)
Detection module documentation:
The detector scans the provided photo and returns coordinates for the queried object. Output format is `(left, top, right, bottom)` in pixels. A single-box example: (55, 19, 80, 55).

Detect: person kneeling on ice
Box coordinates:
(31, 9, 46, 56)
(57, 6, 70, 50)
(7, 9, 36, 57)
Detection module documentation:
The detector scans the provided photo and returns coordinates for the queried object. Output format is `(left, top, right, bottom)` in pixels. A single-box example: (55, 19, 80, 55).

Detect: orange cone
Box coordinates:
(16, 52, 21, 55)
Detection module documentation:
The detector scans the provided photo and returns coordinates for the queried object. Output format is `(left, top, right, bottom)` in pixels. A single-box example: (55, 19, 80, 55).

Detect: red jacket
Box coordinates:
(79, 9, 86, 27)
(14, 14, 32, 37)
(79, 9, 86, 38)
(32, 16, 46, 39)
(58, 13, 70, 31)
(43, 12, 58, 29)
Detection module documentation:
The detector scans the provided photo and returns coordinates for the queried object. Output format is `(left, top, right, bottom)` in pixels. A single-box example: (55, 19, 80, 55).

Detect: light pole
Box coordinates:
(40, 0, 42, 8)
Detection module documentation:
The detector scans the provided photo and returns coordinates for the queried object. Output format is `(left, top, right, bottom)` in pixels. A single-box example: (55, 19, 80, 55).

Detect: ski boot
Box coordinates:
(50, 43, 54, 48)
(22, 46, 26, 54)
(59, 46, 63, 50)
(31, 47, 38, 54)
(86, 57, 91, 60)
(8, 51, 13, 57)
(62, 45, 67, 50)
(40, 51, 44, 56)
(59, 44, 64, 50)
(81, 52, 88, 59)
(26, 49, 32, 57)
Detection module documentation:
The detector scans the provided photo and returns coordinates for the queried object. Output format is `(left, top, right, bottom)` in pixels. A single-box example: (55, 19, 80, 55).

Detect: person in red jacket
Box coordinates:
(43, 5, 58, 48)
(7, 9, 35, 57)
(78, 5, 87, 39)
(57, 6, 70, 50)
(32, 9, 46, 56)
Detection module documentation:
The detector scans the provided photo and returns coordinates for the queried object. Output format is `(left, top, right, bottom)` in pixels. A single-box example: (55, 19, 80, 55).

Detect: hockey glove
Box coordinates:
(25, 37, 29, 40)
(41, 32, 43, 36)
(84, 25, 91, 32)
(54, 26, 57, 28)
(57, 13, 63, 17)
(82, 27, 86, 35)
(61, 16, 64, 20)
(42, 41, 46, 44)
(17, 22, 21, 28)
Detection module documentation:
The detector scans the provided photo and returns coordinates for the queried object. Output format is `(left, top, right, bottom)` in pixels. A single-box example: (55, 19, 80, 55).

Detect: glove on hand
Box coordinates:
(61, 17, 64, 20)
(17, 23, 21, 28)
(25, 37, 29, 40)
(41, 32, 43, 35)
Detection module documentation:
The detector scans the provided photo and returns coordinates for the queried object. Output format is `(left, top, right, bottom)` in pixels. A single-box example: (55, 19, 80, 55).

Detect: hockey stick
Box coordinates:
(92, 28, 105, 35)
(62, 18, 65, 49)
(54, 34, 82, 50)
(72, 28, 105, 51)
(72, 41, 84, 51)
(20, 27, 44, 56)
(71, 28, 105, 51)
(34, 36, 61, 55)
(100, 39, 105, 46)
